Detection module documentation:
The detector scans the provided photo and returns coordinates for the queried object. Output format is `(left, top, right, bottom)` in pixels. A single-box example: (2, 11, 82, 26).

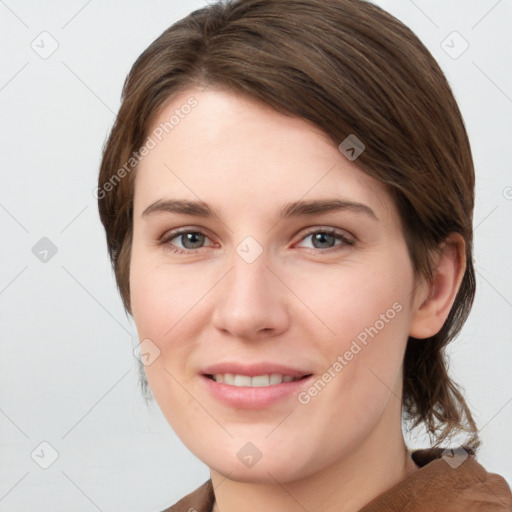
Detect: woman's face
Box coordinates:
(130, 87, 426, 482)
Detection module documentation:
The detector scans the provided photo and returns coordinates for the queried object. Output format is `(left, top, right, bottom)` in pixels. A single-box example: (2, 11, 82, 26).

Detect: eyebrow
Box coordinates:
(141, 198, 378, 221)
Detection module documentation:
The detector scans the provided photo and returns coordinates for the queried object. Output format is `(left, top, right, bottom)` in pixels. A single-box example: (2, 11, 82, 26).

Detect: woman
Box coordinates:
(97, 0, 512, 510)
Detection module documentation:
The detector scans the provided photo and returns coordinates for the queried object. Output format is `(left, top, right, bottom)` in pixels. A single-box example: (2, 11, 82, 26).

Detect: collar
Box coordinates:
(163, 448, 512, 512)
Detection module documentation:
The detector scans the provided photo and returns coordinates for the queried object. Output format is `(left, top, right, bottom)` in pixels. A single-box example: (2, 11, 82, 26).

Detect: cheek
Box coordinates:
(295, 252, 413, 350)
(299, 251, 414, 405)
(130, 244, 203, 342)
(129, 255, 205, 435)
(129, 248, 202, 390)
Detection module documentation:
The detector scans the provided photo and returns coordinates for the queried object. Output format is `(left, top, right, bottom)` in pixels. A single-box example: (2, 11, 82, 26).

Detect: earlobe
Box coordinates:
(409, 234, 466, 339)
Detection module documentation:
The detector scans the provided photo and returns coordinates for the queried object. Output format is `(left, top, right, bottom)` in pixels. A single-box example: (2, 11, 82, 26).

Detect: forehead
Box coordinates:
(134, 87, 393, 222)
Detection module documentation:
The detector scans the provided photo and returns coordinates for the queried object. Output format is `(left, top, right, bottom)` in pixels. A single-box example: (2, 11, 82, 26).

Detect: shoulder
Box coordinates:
(412, 447, 512, 511)
(361, 447, 511, 511)
(159, 479, 214, 512)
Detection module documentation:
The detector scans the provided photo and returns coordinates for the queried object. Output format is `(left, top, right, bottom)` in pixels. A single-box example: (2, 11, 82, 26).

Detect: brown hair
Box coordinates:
(98, 0, 479, 451)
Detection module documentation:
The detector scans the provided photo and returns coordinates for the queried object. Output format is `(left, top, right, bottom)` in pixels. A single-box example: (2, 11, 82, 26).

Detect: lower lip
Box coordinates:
(200, 375, 313, 409)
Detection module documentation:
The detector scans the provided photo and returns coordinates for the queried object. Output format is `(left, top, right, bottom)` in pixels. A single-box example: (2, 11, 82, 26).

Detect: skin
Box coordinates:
(129, 87, 466, 512)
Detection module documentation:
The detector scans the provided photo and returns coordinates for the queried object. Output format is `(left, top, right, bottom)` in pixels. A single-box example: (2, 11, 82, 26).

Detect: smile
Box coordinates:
(208, 373, 306, 387)
(202, 372, 314, 408)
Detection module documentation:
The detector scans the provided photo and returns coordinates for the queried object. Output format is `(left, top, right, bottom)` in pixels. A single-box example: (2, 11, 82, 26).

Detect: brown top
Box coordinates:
(161, 448, 512, 511)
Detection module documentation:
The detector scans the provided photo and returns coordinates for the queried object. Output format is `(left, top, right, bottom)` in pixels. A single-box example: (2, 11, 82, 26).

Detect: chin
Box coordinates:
(192, 436, 319, 484)
(208, 457, 311, 484)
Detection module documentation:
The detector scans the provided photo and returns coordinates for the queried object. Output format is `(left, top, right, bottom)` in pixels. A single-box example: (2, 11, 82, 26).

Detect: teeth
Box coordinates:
(212, 373, 301, 387)
(270, 374, 282, 385)
(252, 375, 270, 387)
(234, 374, 251, 386)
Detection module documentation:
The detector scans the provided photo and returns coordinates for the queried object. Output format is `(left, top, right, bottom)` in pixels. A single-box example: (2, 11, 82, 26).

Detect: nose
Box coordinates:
(211, 248, 291, 341)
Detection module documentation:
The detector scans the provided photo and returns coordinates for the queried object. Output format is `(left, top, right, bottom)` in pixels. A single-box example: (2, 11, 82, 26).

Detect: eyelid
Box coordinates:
(158, 227, 217, 250)
(158, 225, 356, 254)
(295, 226, 355, 246)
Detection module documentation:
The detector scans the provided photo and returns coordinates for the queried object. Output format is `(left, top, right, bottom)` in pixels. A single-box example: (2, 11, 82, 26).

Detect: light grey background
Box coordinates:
(1, 1, 511, 510)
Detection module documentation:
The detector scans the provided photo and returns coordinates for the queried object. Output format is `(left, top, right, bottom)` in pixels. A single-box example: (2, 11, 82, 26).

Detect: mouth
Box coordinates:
(200, 365, 314, 408)
(200, 362, 314, 408)
(204, 373, 312, 387)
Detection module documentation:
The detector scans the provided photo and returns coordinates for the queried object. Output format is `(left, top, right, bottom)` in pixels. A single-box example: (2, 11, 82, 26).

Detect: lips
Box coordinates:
(208, 373, 303, 387)
(201, 362, 312, 379)
(200, 362, 314, 408)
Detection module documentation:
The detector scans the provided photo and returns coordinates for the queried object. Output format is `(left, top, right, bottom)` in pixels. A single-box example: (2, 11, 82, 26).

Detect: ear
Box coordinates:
(409, 233, 466, 339)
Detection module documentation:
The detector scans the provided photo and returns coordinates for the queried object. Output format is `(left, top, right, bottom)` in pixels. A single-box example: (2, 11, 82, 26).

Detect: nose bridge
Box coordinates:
(211, 239, 289, 338)
(231, 242, 271, 300)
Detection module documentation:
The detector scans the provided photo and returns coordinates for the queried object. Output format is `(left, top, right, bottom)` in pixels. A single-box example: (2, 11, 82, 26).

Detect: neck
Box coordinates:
(210, 400, 419, 512)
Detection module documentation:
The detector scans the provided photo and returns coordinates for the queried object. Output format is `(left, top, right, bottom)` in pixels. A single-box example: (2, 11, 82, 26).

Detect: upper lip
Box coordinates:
(201, 362, 312, 379)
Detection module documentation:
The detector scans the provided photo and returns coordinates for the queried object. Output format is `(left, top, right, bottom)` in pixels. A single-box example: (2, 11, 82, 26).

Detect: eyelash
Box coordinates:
(158, 227, 355, 255)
